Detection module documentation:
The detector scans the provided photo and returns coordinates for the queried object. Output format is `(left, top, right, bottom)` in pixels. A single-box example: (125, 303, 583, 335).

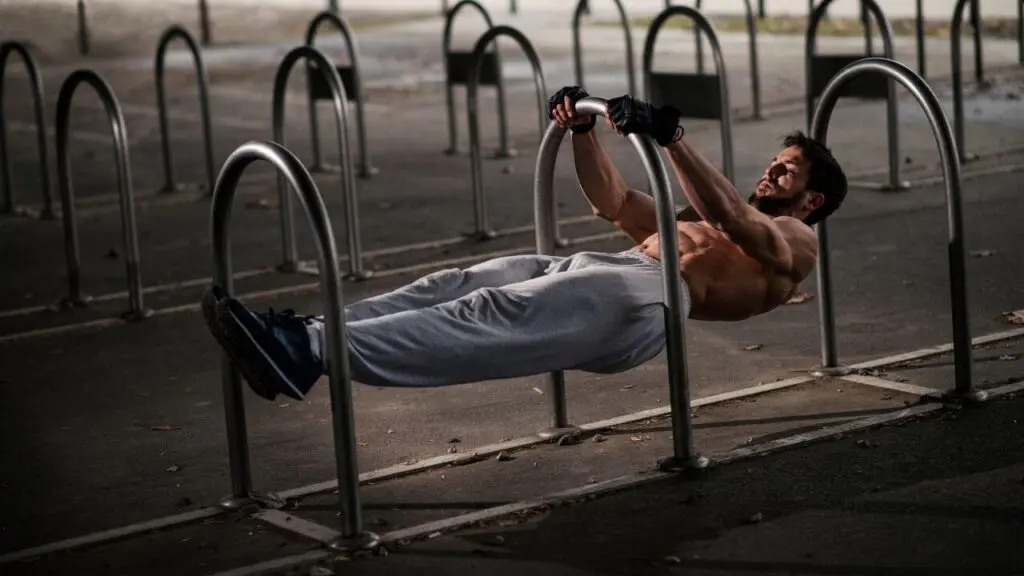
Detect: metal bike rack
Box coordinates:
(155, 25, 216, 196)
(572, 0, 636, 95)
(443, 0, 513, 158)
(807, 0, 907, 192)
(273, 45, 368, 281)
(643, 6, 735, 183)
(305, 11, 378, 179)
(535, 95, 709, 472)
(808, 2, 876, 67)
(199, 0, 212, 45)
(810, 57, 985, 404)
(77, 0, 89, 55)
(915, 0, 925, 76)
(951, 0, 988, 163)
(694, 0, 763, 120)
(55, 70, 150, 320)
(467, 26, 552, 241)
(0, 42, 54, 219)
(211, 140, 379, 553)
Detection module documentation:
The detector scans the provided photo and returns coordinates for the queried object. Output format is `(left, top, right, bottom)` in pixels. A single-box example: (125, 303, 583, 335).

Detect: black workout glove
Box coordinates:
(607, 95, 683, 147)
(547, 85, 596, 135)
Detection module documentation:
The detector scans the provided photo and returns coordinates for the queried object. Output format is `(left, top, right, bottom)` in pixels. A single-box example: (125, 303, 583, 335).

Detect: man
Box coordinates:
(201, 87, 848, 402)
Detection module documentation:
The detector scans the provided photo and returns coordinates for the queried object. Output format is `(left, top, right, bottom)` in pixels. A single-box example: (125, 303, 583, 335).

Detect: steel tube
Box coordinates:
(442, 1, 504, 156)
(77, 0, 89, 55)
(199, 0, 212, 45)
(951, 0, 976, 162)
(970, 0, 984, 83)
(210, 140, 378, 548)
(467, 26, 548, 243)
(305, 12, 377, 178)
(155, 26, 216, 196)
(810, 57, 980, 400)
(0, 42, 54, 219)
(572, 0, 636, 95)
(915, 0, 926, 76)
(55, 70, 148, 319)
(273, 46, 367, 280)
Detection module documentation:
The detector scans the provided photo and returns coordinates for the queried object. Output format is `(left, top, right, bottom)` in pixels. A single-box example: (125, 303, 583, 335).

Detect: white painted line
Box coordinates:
(9, 122, 112, 145)
(251, 510, 340, 544)
(987, 380, 1024, 398)
(840, 374, 943, 398)
(0, 507, 222, 565)
(972, 327, 1024, 346)
(849, 327, 1024, 371)
(203, 550, 333, 576)
(0, 317, 125, 344)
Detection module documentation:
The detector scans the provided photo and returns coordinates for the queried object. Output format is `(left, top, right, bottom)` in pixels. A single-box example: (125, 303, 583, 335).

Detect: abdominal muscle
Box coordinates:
(637, 222, 799, 321)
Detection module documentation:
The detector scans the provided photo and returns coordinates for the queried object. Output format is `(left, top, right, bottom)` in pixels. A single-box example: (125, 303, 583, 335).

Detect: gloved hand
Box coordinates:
(606, 95, 683, 147)
(548, 86, 597, 135)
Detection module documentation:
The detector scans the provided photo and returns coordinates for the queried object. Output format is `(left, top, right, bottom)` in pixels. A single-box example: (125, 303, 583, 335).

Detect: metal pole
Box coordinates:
(758, 0, 766, 18)
(155, 26, 217, 196)
(1019, 0, 1023, 64)
(642, 6, 734, 182)
(742, 0, 763, 120)
(0, 42, 55, 219)
(328, 0, 340, 14)
(572, 0, 635, 95)
(199, 0, 212, 45)
(915, 0, 926, 76)
(305, 12, 377, 179)
(56, 70, 149, 320)
(77, 0, 89, 56)
(274, 46, 368, 280)
(862, 2, 873, 56)
(810, 57, 982, 402)
(467, 26, 548, 241)
(970, 0, 983, 83)
(210, 140, 380, 550)
(695, 0, 705, 75)
(951, 0, 973, 162)
(442, 1, 500, 156)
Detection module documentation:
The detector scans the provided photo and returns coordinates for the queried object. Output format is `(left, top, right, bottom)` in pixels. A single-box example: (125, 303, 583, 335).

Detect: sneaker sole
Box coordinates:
(201, 289, 277, 401)
(216, 299, 307, 401)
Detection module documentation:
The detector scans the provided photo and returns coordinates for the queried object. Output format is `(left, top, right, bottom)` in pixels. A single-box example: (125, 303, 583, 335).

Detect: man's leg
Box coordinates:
(343, 254, 563, 322)
(208, 260, 668, 399)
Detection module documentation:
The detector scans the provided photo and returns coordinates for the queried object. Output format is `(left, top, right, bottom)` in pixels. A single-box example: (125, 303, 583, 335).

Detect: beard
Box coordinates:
(748, 190, 803, 217)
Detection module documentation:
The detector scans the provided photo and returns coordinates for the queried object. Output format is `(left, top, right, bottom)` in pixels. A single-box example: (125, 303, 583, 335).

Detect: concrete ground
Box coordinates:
(0, 3, 1023, 575)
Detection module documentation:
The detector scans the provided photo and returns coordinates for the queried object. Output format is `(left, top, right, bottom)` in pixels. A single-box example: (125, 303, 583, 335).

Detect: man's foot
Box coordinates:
(201, 285, 279, 401)
(216, 295, 323, 401)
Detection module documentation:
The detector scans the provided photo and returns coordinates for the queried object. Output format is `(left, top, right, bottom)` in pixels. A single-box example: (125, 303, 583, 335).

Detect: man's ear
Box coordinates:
(803, 190, 825, 212)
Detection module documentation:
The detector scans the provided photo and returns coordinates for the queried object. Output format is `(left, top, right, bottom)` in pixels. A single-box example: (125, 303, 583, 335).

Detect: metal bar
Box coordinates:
(442, 1, 501, 156)
(916, 0, 926, 76)
(758, 0, 765, 18)
(466, 26, 549, 241)
(810, 57, 981, 402)
(862, 1, 873, 55)
(155, 26, 217, 196)
(695, 0, 705, 75)
(0, 42, 55, 219)
(305, 12, 377, 179)
(1019, 0, 1023, 64)
(642, 5, 735, 183)
(210, 140, 379, 550)
(970, 0, 983, 83)
(55, 70, 148, 320)
(273, 46, 367, 280)
(199, 0, 212, 45)
(951, 0, 972, 162)
(806, 0, 903, 192)
(77, 0, 89, 55)
(742, 0, 763, 119)
(328, 0, 340, 14)
(510, 0, 517, 14)
(572, 0, 636, 95)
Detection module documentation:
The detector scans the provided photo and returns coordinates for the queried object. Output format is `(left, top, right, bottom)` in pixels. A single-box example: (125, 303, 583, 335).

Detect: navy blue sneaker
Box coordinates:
(216, 296, 324, 401)
(202, 285, 279, 401)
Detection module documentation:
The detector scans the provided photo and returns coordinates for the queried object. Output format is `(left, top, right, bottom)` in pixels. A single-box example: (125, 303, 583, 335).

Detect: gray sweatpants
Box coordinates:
(312, 249, 688, 387)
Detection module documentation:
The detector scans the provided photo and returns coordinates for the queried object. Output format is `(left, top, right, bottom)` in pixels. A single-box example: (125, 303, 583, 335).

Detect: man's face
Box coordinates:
(749, 145, 815, 217)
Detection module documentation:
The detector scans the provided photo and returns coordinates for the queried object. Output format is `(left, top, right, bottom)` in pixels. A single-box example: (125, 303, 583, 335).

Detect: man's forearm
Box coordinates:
(571, 130, 630, 219)
(663, 137, 745, 228)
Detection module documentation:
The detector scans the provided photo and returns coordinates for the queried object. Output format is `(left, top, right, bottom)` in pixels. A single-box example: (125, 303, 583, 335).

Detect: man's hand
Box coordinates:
(606, 95, 683, 147)
(548, 86, 596, 135)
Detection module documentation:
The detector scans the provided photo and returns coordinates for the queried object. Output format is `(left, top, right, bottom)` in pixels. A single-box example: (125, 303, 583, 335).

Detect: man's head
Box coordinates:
(749, 131, 847, 226)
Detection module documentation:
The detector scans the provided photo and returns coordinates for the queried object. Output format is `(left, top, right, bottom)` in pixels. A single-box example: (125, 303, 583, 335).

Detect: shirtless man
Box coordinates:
(200, 86, 848, 402)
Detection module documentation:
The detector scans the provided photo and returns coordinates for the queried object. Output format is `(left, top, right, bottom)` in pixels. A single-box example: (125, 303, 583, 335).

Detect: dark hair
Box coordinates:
(782, 131, 847, 226)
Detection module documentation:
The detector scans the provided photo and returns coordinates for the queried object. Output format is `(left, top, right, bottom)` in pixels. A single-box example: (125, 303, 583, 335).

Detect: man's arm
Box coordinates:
(663, 137, 798, 274)
(571, 129, 658, 243)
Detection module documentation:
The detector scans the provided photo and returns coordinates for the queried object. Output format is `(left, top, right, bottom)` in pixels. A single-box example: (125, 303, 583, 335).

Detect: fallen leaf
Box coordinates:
(427, 531, 442, 539)
(310, 566, 335, 576)
(446, 445, 458, 454)
(447, 437, 461, 444)
(496, 451, 514, 462)
(151, 425, 182, 432)
(629, 434, 651, 443)
(245, 197, 276, 210)
(746, 512, 763, 524)
(743, 344, 763, 352)
(621, 384, 634, 391)
(663, 556, 682, 565)
(592, 433, 607, 443)
(998, 354, 1018, 361)
(786, 291, 813, 304)
(586, 476, 597, 484)
(166, 464, 180, 473)
(969, 249, 996, 257)
(1003, 310, 1024, 325)
(532, 386, 544, 394)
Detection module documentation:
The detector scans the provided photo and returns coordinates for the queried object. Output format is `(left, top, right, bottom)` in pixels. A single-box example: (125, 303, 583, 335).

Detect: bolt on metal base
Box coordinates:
(490, 147, 518, 159)
(344, 270, 374, 282)
(657, 454, 711, 475)
(327, 531, 380, 554)
(462, 229, 497, 241)
(809, 365, 853, 378)
(554, 237, 569, 249)
(357, 165, 380, 179)
(158, 183, 187, 194)
(960, 151, 980, 163)
(879, 180, 912, 192)
(537, 425, 580, 441)
(276, 261, 301, 274)
(217, 494, 261, 514)
(942, 388, 989, 404)
(307, 163, 342, 175)
(57, 294, 93, 310)
(442, 147, 459, 156)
